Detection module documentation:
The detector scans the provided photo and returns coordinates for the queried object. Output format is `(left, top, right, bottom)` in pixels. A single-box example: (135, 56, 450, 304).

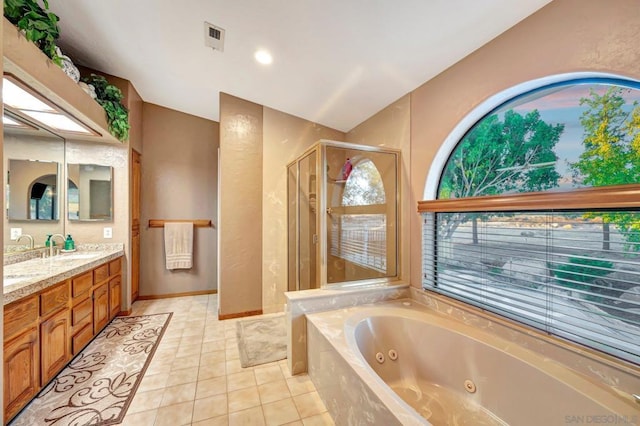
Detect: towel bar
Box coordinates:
(148, 219, 213, 228)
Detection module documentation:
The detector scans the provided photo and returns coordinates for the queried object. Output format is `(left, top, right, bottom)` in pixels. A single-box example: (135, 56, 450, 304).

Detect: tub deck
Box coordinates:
(306, 299, 639, 426)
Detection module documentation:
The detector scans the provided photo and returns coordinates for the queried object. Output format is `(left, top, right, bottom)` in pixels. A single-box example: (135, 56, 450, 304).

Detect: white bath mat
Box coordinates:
(236, 314, 287, 367)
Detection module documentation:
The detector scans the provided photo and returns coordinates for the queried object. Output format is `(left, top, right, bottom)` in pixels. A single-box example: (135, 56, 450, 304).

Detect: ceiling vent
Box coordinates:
(204, 21, 225, 52)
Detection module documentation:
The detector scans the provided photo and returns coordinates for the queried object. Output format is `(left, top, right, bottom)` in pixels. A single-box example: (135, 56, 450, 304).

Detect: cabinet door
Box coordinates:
(131, 231, 140, 301)
(40, 309, 70, 386)
(131, 149, 141, 302)
(109, 276, 121, 320)
(93, 283, 109, 334)
(4, 327, 39, 421)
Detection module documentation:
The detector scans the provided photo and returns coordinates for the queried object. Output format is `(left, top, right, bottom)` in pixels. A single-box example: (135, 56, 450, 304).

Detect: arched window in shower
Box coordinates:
(330, 158, 388, 274)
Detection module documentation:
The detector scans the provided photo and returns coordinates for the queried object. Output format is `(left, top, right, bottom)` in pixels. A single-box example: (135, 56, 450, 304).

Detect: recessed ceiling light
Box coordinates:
(254, 49, 273, 65)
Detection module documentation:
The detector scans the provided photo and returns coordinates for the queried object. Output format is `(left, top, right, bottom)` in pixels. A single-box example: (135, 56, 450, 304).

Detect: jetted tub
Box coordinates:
(305, 300, 639, 426)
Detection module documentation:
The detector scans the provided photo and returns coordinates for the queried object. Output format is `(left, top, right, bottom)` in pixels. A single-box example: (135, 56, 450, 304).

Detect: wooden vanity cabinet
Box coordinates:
(40, 308, 70, 386)
(109, 276, 122, 320)
(3, 255, 123, 423)
(70, 271, 94, 356)
(93, 282, 109, 334)
(39, 281, 71, 386)
(108, 258, 122, 320)
(4, 295, 39, 422)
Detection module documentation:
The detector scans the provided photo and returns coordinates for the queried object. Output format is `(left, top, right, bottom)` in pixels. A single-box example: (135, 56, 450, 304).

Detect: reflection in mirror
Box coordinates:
(4, 117, 65, 252)
(8, 159, 59, 220)
(67, 164, 113, 221)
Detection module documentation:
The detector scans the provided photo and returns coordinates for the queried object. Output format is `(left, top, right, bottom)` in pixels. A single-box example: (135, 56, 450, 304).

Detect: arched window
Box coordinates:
(420, 77, 640, 364)
(28, 174, 57, 220)
(342, 159, 386, 206)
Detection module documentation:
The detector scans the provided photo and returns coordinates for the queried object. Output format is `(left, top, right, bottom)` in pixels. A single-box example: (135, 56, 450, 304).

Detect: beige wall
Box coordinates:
(218, 93, 264, 317)
(398, 0, 640, 288)
(219, 95, 344, 317)
(346, 94, 411, 282)
(262, 107, 344, 313)
(140, 103, 219, 297)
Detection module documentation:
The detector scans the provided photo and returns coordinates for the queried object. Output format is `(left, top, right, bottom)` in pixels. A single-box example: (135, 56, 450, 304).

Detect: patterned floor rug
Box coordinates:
(10, 312, 172, 426)
(236, 314, 287, 367)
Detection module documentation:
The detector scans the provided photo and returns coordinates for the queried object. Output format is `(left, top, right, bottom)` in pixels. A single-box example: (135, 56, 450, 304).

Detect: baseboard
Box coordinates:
(218, 309, 263, 320)
(119, 309, 132, 316)
(137, 289, 217, 300)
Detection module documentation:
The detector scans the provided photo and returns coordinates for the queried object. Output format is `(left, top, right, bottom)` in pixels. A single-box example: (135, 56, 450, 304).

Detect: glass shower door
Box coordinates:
(324, 146, 398, 284)
(297, 150, 319, 290)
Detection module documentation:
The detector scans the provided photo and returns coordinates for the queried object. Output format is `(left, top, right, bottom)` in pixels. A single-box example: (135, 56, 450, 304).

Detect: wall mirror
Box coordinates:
(67, 163, 113, 221)
(4, 119, 65, 252)
(7, 159, 59, 220)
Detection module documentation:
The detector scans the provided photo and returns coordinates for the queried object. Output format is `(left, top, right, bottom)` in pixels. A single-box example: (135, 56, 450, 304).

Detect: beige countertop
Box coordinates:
(3, 243, 125, 305)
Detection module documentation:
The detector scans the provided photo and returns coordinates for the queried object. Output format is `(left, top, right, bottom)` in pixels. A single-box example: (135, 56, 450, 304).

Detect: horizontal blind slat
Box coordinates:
(423, 210, 640, 365)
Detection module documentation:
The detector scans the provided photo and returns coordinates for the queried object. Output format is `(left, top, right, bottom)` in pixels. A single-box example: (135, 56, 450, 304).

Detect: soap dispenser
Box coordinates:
(45, 234, 52, 247)
(64, 235, 75, 251)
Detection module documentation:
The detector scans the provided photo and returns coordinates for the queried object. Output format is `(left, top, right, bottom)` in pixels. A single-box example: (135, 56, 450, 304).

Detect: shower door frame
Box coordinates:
(288, 139, 402, 291)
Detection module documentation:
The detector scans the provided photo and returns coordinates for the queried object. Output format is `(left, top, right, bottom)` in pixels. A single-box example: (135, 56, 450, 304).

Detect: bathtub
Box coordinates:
(305, 299, 639, 426)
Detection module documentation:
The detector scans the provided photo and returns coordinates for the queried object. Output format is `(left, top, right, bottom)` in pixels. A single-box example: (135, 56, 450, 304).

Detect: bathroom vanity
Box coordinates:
(3, 247, 123, 421)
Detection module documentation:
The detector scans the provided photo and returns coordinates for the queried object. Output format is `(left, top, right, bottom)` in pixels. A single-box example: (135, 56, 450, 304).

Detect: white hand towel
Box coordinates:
(164, 222, 194, 270)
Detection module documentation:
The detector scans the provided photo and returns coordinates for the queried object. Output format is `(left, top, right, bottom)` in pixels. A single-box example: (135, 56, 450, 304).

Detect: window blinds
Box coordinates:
(423, 211, 640, 364)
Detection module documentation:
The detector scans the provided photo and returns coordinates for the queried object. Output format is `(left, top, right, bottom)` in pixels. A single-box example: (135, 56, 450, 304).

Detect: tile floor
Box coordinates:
(121, 294, 334, 426)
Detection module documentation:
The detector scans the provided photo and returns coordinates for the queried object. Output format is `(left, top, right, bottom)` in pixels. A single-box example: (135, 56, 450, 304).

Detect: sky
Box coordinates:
(505, 82, 640, 189)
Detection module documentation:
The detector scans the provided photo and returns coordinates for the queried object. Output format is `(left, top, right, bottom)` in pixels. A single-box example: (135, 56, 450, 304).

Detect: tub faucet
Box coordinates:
(49, 233, 66, 258)
(16, 234, 34, 250)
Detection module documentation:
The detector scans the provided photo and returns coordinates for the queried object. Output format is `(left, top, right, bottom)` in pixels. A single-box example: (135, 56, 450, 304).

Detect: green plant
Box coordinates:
(549, 256, 613, 299)
(4, 0, 62, 65)
(82, 74, 130, 142)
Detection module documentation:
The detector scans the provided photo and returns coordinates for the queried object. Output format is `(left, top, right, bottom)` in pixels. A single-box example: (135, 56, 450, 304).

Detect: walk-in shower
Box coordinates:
(287, 140, 400, 290)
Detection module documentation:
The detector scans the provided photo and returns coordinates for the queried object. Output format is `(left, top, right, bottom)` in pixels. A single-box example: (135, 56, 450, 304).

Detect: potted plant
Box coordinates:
(4, 0, 62, 65)
(82, 74, 130, 142)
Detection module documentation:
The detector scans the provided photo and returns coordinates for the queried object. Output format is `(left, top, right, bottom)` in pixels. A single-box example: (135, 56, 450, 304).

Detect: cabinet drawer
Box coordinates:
(4, 295, 38, 340)
(40, 281, 69, 318)
(109, 258, 121, 276)
(94, 263, 109, 283)
(72, 323, 93, 355)
(71, 297, 92, 328)
(71, 272, 93, 299)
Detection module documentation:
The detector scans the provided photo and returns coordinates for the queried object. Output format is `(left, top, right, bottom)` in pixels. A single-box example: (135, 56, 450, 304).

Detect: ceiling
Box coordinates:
(49, 0, 552, 132)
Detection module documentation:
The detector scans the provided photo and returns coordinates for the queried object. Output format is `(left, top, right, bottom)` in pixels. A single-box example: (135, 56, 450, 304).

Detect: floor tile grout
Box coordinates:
(119, 294, 333, 425)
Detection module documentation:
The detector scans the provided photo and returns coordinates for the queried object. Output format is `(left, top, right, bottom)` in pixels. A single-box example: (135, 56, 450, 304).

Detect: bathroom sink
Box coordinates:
(54, 253, 101, 261)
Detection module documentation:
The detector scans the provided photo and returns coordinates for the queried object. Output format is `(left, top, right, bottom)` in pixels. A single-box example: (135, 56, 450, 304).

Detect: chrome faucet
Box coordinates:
(49, 234, 66, 258)
(16, 234, 34, 250)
